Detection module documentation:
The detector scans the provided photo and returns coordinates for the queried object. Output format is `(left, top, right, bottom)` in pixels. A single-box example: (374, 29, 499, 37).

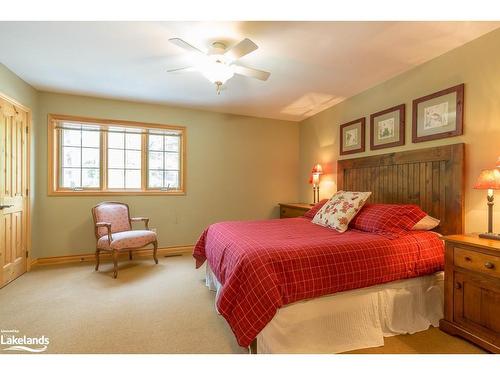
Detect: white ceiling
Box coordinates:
(0, 21, 498, 121)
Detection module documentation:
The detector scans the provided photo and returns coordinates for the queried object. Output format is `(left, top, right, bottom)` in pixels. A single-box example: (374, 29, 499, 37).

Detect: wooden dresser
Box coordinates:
(278, 203, 312, 218)
(440, 234, 500, 353)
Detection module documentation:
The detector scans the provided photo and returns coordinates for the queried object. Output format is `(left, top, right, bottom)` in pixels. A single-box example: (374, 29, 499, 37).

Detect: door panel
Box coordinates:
(0, 97, 28, 288)
(454, 271, 500, 344)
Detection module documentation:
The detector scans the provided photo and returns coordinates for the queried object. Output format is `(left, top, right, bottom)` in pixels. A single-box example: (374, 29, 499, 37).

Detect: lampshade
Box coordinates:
(311, 164, 323, 174)
(473, 168, 500, 190)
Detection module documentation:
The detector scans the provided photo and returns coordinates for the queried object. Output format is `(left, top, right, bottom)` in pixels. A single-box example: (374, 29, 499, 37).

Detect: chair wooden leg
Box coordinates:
(153, 241, 158, 264)
(112, 250, 119, 279)
(95, 249, 100, 271)
(129, 251, 132, 260)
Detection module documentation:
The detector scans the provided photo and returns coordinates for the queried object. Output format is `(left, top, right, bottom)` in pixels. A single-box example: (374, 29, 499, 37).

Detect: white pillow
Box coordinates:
(412, 215, 440, 231)
(312, 190, 372, 232)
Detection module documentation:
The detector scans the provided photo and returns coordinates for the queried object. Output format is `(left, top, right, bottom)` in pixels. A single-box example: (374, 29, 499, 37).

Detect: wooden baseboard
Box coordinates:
(31, 245, 193, 267)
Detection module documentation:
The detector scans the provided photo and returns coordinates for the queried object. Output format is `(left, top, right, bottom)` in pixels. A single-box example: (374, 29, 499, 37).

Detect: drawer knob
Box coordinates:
(484, 262, 495, 270)
(464, 256, 472, 262)
(455, 282, 462, 290)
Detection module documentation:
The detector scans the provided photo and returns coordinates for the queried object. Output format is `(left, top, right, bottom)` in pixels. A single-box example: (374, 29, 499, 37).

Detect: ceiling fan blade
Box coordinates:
(168, 38, 205, 54)
(224, 38, 258, 60)
(166, 66, 197, 73)
(232, 64, 270, 81)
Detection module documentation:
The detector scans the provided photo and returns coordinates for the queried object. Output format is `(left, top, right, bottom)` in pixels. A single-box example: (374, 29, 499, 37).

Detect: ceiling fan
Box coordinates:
(167, 37, 271, 95)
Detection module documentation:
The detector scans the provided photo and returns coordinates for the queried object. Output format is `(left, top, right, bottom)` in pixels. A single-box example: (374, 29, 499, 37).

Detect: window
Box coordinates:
(60, 125, 100, 188)
(107, 128, 142, 189)
(48, 114, 185, 195)
(148, 133, 181, 189)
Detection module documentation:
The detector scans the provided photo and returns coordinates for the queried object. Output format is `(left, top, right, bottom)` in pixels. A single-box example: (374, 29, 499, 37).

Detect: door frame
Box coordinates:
(0, 91, 32, 272)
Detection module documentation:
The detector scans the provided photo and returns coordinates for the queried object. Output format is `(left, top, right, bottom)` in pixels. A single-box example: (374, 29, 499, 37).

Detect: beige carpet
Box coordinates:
(0, 254, 485, 354)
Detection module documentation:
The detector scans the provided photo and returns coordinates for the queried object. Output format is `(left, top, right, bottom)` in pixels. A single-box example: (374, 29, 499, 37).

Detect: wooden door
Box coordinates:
(0, 96, 29, 288)
(454, 271, 500, 346)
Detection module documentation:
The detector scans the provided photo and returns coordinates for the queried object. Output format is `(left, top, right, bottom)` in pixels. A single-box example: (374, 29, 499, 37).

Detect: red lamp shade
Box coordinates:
(473, 169, 500, 190)
(311, 164, 323, 175)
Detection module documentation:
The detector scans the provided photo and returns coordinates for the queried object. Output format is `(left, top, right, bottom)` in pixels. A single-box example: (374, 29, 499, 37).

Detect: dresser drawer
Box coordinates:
(454, 247, 500, 279)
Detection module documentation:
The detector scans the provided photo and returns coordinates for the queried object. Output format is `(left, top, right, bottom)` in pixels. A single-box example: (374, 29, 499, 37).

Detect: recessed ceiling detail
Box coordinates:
(0, 21, 498, 121)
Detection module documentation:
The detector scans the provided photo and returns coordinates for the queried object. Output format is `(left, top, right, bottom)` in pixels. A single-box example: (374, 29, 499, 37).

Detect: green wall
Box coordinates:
(33, 93, 299, 257)
(298, 28, 500, 234)
(0, 64, 38, 110)
(1, 64, 299, 257)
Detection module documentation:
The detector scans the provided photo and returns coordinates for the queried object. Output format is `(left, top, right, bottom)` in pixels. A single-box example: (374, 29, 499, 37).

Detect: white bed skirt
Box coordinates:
(205, 265, 444, 354)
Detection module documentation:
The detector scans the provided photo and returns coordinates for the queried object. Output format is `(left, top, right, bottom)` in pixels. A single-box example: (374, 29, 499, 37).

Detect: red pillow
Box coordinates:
(350, 204, 427, 235)
(304, 199, 328, 219)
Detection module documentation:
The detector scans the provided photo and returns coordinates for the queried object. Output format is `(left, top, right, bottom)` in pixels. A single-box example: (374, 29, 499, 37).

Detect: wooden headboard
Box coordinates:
(337, 143, 464, 235)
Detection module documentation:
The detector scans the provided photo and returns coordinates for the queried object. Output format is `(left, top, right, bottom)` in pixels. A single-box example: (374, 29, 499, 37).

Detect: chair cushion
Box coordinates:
(97, 230, 157, 250)
(94, 203, 131, 237)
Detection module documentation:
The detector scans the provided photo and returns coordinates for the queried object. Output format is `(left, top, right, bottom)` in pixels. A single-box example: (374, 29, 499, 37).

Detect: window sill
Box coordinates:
(47, 189, 186, 197)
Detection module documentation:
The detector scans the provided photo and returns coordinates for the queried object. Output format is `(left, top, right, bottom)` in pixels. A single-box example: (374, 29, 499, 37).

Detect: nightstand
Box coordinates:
(440, 234, 500, 353)
(278, 203, 312, 218)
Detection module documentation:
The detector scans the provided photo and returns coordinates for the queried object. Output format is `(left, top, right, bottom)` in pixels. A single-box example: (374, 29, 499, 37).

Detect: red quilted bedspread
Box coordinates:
(193, 217, 444, 347)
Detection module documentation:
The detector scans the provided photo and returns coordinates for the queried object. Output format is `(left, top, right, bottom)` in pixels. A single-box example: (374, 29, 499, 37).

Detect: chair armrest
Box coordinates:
(96, 222, 113, 242)
(131, 217, 150, 230)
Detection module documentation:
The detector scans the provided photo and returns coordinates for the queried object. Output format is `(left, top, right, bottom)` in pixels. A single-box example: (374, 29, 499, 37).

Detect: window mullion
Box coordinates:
(141, 132, 147, 191)
(162, 135, 166, 188)
(80, 128, 83, 189)
(122, 134, 127, 189)
(102, 128, 108, 191)
(57, 127, 63, 190)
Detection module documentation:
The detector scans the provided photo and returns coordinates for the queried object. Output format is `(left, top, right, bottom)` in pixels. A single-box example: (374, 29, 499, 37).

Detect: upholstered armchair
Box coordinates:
(91, 201, 158, 278)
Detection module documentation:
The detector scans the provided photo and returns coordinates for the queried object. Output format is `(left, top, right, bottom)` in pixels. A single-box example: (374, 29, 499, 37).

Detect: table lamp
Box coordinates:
(473, 168, 500, 240)
(311, 164, 323, 204)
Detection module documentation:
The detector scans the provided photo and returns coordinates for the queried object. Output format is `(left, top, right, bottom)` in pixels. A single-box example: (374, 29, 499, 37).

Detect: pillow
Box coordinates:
(304, 199, 328, 219)
(350, 204, 427, 235)
(312, 191, 371, 232)
(412, 215, 440, 231)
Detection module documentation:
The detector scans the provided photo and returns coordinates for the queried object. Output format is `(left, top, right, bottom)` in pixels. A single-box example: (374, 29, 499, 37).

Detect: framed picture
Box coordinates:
(412, 83, 464, 143)
(370, 104, 405, 150)
(340, 117, 365, 155)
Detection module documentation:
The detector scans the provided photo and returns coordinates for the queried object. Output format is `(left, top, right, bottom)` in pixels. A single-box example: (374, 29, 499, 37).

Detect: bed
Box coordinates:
(194, 143, 464, 353)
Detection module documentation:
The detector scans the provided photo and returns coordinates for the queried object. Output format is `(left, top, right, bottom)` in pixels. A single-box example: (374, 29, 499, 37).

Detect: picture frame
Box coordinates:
(370, 104, 405, 150)
(412, 83, 464, 143)
(339, 117, 365, 155)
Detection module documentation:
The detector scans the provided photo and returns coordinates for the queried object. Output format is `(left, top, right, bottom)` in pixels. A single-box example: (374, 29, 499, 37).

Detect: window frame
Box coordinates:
(48, 114, 186, 196)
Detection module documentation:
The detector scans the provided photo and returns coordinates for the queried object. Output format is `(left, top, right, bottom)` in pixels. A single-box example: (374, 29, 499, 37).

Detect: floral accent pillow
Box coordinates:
(312, 191, 372, 232)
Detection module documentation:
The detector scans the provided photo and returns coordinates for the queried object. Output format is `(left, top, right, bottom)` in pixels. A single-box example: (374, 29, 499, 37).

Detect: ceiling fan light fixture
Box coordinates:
(199, 60, 234, 85)
(168, 37, 270, 95)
